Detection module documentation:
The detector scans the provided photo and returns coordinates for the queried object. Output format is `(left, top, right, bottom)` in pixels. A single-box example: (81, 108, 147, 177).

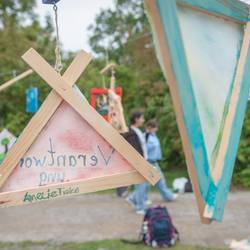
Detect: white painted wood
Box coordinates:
(177, 6, 243, 167)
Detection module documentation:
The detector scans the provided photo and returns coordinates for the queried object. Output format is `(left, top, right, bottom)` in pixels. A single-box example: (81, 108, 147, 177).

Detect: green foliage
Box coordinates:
(88, 0, 186, 173)
(0, 1, 58, 136)
(0, 240, 228, 250)
(1, 0, 249, 188)
(88, 0, 250, 187)
(233, 103, 250, 187)
(88, 0, 147, 60)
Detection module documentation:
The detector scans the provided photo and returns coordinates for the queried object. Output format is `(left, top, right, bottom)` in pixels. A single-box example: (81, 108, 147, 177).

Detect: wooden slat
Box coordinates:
(0, 69, 33, 93)
(0, 50, 92, 189)
(100, 63, 115, 75)
(203, 22, 250, 219)
(0, 171, 145, 208)
(22, 48, 161, 185)
(212, 22, 250, 184)
(145, 0, 210, 224)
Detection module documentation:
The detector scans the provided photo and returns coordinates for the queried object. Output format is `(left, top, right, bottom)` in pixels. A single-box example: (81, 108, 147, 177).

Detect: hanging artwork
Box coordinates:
(0, 129, 16, 164)
(26, 87, 39, 113)
(0, 48, 160, 208)
(145, 0, 250, 223)
(90, 87, 122, 121)
(108, 89, 128, 133)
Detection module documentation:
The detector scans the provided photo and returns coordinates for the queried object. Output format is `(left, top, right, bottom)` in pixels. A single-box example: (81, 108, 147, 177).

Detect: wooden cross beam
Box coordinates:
(22, 48, 160, 185)
(100, 63, 116, 76)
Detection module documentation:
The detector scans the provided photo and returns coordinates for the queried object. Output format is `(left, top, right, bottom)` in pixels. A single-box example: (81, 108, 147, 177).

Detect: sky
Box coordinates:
(35, 0, 250, 53)
(35, 0, 114, 53)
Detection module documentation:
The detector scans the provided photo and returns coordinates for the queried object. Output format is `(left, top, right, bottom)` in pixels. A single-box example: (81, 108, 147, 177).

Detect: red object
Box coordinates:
(91, 87, 122, 121)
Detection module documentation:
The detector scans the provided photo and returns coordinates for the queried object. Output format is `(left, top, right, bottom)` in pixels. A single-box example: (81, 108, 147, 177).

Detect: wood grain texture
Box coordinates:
(145, 0, 210, 224)
(0, 170, 145, 208)
(0, 50, 92, 189)
(22, 48, 161, 185)
(0, 69, 33, 93)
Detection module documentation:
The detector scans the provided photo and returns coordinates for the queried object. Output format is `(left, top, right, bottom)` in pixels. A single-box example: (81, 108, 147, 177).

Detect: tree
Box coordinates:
(88, 0, 250, 184)
(0, 1, 58, 135)
(88, 0, 186, 171)
(88, 0, 147, 59)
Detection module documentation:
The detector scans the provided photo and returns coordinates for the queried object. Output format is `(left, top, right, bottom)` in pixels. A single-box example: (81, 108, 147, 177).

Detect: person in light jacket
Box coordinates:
(145, 119, 177, 203)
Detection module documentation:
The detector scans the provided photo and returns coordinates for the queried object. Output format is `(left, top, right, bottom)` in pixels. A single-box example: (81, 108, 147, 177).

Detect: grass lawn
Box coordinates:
(0, 240, 228, 250)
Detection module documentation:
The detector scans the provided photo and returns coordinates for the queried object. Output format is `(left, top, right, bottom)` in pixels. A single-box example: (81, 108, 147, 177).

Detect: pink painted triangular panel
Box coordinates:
(1, 101, 133, 192)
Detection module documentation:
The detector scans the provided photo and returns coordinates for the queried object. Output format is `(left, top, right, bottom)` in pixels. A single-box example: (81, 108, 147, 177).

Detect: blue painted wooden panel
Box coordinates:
(42, 0, 60, 4)
(147, 0, 250, 221)
(176, 0, 250, 23)
(155, 0, 211, 202)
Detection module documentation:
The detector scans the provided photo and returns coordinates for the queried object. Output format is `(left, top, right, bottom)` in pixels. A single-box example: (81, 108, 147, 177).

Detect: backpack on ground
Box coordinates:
(141, 205, 179, 248)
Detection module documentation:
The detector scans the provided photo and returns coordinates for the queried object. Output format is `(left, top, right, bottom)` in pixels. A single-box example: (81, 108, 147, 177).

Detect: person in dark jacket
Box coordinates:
(116, 111, 146, 198)
(122, 112, 151, 214)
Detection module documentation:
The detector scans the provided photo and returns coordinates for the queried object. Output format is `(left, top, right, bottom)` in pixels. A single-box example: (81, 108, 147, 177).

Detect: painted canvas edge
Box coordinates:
(0, 170, 145, 208)
(144, 0, 211, 224)
(176, 0, 250, 23)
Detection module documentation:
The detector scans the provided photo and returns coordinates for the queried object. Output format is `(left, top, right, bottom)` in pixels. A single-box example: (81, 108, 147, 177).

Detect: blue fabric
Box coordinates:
(147, 133, 162, 162)
(129, 163, 174, 211)
(153, 162, 174, 201)
(128, 133, 174, 211)
(129, 183, 149, 211)
(26, 87, 39, 113)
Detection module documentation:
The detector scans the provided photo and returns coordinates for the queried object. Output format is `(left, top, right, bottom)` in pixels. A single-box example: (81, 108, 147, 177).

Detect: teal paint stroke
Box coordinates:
(208, 44, 250, 221)
(156, 0, 212, 200)
(176, 0, 249, 23)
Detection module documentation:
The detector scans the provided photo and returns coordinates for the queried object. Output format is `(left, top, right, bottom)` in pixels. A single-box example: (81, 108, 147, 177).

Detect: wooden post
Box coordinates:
(0, 69, 33, 93)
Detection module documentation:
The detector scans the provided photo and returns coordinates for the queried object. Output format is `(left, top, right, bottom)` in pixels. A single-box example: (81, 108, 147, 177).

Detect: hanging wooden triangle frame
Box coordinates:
(145, 0, 250, 223)
(0, 48, 161, 207)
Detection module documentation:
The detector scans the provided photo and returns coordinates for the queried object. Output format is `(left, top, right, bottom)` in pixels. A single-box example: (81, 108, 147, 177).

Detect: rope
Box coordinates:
(110, 67, 115, 89)
(53, 4, 63, 73)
